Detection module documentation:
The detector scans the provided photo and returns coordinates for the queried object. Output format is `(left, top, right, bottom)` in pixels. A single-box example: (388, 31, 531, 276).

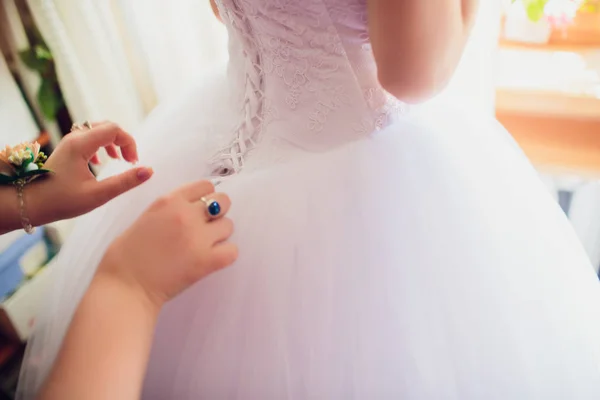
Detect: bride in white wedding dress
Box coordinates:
(19, 0, 600, 399)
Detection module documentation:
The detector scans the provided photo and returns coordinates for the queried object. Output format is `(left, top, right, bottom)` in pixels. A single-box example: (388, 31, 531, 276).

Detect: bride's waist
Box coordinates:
(209, 131, 372, 181)
(207, 99, 408, 177)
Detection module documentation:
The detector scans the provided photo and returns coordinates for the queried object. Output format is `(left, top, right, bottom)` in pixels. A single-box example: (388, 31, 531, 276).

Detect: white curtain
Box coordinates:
(0, 52, 39, 145)
(0, 0, 42, 145)
(26, 0, 228, 131)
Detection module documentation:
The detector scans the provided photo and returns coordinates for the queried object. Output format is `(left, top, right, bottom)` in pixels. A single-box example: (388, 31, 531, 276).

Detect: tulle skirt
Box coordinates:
(18, 70, 600, 399)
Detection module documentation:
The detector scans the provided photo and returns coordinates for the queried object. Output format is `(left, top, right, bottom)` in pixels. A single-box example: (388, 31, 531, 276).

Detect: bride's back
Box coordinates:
(212, 0, 404, 172)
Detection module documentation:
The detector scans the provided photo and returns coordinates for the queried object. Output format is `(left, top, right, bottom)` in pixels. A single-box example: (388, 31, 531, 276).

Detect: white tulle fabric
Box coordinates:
(18, 0, 600, 399)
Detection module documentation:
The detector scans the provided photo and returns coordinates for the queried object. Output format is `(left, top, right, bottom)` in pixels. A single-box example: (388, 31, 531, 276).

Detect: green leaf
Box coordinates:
(34, 45, 53, 61)
(580, 2, 600, 13)
(18, 49, 50, 74)
(38, 80, 62, 120)
(521, 0, 549, 22)
(20, 169, 51, 179)
(0, 174, 17, 184)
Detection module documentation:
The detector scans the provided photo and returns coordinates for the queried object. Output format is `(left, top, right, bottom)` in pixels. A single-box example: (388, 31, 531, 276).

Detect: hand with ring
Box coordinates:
(9, 121, 154, 230)
(96, 180, 237, 308)
(38, 180, 236, 399)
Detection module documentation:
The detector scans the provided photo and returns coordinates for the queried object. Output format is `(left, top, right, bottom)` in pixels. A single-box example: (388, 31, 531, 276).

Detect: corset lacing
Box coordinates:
(209, 2, 265, 177)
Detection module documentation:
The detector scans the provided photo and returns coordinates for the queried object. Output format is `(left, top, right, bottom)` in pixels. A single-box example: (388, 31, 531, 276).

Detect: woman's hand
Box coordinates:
(0, 122, 152, 234)
(96, 180, 237, 309)
(38, 181, 236, 400)
(26, 122, 153, 227)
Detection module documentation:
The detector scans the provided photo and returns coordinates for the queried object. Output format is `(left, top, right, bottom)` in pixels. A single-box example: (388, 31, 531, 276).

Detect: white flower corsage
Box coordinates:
(0, 141, 51, 185)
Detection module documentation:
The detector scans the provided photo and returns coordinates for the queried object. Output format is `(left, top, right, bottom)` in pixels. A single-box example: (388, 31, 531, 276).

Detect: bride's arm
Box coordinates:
(368, 0, 479, 103)
(210, 0, 222, 22)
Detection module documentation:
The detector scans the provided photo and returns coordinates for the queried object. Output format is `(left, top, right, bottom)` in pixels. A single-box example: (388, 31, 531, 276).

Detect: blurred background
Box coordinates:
(0, 0, 599, 397)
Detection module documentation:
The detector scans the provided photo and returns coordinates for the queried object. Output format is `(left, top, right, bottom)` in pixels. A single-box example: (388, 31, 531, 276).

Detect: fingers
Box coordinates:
(90, 154, 101, 165)
(71, 121, 122, 163)
(175, 180, 215, 202)
(92, 167, 154, 205)
(174, 181, 231, 223)
(104, 144, 121, 160)
(89, 122, 121, 162)
(208, 217, 234, 244)
(74, 122, 138, 163)
(171, 180, 237, 270)
(210, 242, 239, 270)
(178, 181, 234, 267)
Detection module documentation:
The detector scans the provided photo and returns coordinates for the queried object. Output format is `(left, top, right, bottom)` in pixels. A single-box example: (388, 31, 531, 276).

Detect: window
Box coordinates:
(495, 6, 600, 173)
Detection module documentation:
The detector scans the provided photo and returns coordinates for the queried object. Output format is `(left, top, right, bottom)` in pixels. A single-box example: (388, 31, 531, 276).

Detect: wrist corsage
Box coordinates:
(0, 141, 51, 234)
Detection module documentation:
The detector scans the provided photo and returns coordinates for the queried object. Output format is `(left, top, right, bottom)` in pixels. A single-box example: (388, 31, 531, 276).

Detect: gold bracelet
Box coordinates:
(15, 180, 35, 234)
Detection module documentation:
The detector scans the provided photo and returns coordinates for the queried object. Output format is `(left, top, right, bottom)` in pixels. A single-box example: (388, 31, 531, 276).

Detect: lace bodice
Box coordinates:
(211, 0, 406, 174)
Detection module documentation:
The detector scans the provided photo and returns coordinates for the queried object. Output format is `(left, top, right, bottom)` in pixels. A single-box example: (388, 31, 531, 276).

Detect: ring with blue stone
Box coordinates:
(200, 196, 222, 219)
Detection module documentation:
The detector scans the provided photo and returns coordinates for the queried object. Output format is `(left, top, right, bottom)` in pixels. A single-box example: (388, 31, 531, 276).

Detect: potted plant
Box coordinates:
(504, 0, 600, 44)
(18, 30, 72, 135)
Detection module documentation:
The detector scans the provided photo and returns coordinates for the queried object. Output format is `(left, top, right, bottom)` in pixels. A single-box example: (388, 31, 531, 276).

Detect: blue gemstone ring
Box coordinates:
(200, 197, 222, 219)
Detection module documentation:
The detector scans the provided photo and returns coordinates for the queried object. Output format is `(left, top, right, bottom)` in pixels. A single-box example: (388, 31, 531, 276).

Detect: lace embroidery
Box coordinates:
(308, 85, 350, 132)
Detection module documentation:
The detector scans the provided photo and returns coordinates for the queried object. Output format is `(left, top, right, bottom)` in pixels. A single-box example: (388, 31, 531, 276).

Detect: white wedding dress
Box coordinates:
(19, 0, 600, 399)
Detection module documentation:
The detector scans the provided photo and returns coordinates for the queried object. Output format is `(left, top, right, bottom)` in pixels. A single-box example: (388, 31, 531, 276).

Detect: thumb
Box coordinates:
(94, 167, 154, 205)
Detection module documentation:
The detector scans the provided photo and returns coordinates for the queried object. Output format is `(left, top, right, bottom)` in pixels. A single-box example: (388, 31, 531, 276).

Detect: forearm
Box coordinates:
(0, 180, 54, 235)
(0, 185, 23, 234)
(461, 0, 479, 23)
(38, 273, 160, 400)
(210, 0, 222, 22)
(369, 0, 479, 103)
